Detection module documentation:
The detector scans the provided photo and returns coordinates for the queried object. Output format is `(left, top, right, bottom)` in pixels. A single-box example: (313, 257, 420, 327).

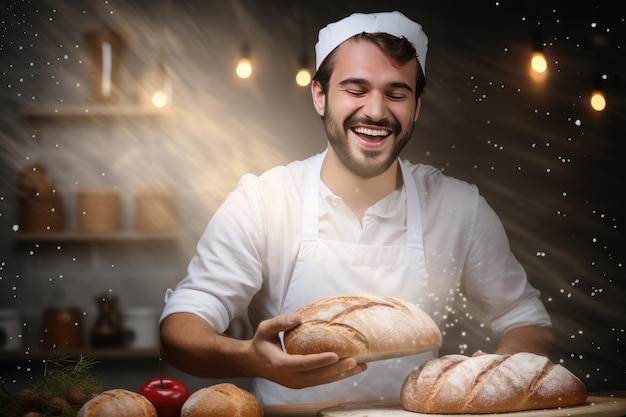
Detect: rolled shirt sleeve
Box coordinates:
(160, 173, 267, 333)
(462, 195, 552, 338)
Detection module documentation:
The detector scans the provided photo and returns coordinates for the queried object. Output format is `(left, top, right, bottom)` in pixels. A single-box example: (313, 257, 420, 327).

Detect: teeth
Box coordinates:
(353, 127, 390, 137)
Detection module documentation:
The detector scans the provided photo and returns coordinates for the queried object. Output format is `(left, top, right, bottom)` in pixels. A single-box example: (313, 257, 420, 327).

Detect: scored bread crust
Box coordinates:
(77, 389, 157, 417)
(400, 352, 588, 414)
(181, 383, 262, 417)
(283, 294, 442, 362)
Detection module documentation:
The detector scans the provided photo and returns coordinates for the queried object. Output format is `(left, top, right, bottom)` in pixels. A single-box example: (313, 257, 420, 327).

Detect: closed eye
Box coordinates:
(387, 92, 409, 100)
(346, 89, 367, 97)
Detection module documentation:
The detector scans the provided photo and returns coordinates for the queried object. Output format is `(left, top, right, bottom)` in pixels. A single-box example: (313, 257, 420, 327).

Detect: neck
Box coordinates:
(321, 149, 402, 220)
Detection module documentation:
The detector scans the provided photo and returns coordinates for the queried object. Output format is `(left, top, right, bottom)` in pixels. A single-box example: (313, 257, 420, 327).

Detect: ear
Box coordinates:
(311, 80, 326, 117)
(414, 97, 422, 121)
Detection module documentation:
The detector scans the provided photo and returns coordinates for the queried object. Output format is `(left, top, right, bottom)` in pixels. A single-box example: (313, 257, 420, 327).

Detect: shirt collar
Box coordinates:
(320, 181, 406, 219)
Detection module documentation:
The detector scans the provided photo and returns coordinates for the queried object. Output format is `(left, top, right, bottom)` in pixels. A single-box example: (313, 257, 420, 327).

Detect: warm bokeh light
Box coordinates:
(295, 68, 311, 86)
(530, 52, 547, 73)
(236, 58, 252, 79)
(149, 75, 171, 108)
(528, 52, 548, 82)
(151, 90, 168, 108)
(590, 90, 606, 112)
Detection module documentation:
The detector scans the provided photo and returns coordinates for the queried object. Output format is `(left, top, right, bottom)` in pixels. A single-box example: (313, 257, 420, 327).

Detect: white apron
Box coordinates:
(252, 152, 436, 404)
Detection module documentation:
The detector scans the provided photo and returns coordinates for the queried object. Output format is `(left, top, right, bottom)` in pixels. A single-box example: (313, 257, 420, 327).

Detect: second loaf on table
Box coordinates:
(400, 352, 588, 414)
(283, 294, 442, 362)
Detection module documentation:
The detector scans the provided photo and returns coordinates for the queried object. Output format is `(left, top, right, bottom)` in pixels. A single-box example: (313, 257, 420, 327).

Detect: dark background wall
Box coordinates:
(1, 0, 624, 393)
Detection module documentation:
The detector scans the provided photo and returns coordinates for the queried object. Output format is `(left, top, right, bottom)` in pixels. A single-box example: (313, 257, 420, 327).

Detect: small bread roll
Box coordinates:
(284, 294, 442, 362)
(77, 389, 157, 417)
(181, 383, 262, 417)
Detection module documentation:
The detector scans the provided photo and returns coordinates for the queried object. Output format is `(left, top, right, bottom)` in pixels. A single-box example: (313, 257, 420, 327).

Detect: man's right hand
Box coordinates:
(246, 313, 366, 389)
(159, 312, 366, 389)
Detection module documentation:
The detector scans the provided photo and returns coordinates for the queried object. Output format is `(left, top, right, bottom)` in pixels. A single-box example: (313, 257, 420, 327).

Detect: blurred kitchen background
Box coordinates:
(0, 0, 624, 395)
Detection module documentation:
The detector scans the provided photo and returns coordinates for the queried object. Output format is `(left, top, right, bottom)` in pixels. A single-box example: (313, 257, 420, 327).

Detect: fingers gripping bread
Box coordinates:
(284, 294, 442, 362)
(400, 352, 588, 414)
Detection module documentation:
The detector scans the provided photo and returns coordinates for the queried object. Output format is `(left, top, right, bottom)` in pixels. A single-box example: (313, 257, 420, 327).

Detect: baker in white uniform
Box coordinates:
(159, 11, 555, 405)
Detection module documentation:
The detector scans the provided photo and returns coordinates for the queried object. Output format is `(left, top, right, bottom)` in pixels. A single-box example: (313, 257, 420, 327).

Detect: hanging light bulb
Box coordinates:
(151, 79, 171, 108)
(530, 28, 548, 81)
(590, 90, 606, 112)
(236, 58, 252, 79)
(590, 72, 608, 112)
(236, 44, 252, 79)
(296, 68, 311, 87)
(151, 65, 172, 108)
(530, 52, 547, 73)
(295, 54, 311, 87)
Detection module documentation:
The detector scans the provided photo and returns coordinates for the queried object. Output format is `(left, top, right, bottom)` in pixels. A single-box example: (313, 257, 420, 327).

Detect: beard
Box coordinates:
(323, 105, 414, 178)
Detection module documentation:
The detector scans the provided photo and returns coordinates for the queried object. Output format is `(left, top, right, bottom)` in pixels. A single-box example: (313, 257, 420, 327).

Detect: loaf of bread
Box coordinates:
(181, 383, 262, 417)
(283, 294, 442, 362)
(401, 352, 588, 414)
(77, 389, 157, 417)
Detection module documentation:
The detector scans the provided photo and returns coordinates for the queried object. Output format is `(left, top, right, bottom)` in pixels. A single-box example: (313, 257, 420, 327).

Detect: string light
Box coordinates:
(236, 58, 252, 79)
(590, 73, 608, 112)
(150, 1, 173, 109)
(151, 65, 172, 108)
(294, 11, 312, 87)
(295, 55, 311, 87)
(295, 68, 311, 87)
(236, 45, 252, 79)
(589, 7, 608, 113)
(151, 82, 170, 108)
(530, 52, 547, 74)
(529, 28, 548, 82)
(590, 91, 606, 112)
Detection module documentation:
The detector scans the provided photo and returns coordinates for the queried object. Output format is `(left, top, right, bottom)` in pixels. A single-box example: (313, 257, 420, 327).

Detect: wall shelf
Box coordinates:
(0, 347, 160, 363)
(20, 104, 171, 125)
(13, 230, 180, 243)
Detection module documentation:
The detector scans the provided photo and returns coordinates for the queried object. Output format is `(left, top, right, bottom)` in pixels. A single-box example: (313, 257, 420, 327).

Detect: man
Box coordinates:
(160, 11, 555, 404)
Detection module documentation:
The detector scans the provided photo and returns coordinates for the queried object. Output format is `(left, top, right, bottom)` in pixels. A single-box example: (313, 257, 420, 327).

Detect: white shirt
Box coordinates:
(162, 153, 551, 341)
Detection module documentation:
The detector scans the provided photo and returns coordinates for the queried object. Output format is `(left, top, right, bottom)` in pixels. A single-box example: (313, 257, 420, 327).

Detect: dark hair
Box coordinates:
(312, 32, 426, 100)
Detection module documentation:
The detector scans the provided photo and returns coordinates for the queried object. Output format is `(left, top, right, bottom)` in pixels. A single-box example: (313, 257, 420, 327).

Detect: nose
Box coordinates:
(362, 90, 386, 121)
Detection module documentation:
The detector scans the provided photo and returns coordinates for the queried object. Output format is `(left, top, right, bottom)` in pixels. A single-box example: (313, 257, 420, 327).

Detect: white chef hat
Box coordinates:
(315, 11, 428, 73)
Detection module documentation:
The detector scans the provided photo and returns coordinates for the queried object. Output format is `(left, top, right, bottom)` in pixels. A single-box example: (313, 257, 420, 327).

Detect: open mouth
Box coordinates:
(351, 126, 392, 142)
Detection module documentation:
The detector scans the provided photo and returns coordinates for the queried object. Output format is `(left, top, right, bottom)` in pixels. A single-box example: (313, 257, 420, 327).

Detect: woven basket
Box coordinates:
(134, 186, 176, 231)
(19, 193, 64, 232)
(77, 188, 120, 232)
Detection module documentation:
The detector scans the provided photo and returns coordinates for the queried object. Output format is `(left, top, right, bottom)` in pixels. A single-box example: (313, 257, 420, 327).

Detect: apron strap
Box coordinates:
(399, 159, 423, 251)
(302, 150, 326, 241)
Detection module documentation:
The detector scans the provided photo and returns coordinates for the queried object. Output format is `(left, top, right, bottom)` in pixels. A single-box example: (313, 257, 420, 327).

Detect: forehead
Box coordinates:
(330, 38, 418, 87)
